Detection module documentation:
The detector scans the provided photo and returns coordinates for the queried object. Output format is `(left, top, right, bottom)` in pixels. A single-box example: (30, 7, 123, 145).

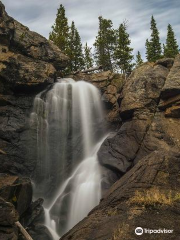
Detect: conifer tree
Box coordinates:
(67, 21, 84, 72)
(163, 24, 179, 58)
(84, 43, 93, 69)
(94, 16, 116, 71)
(114, 22, 134, 75)
(135, 51, 143, 67)
(49, 4, 69, 53)
(145, 16, 162, 62)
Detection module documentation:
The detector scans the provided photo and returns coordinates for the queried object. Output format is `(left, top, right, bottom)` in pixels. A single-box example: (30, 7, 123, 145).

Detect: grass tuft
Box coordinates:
(129, 188, 180, 207)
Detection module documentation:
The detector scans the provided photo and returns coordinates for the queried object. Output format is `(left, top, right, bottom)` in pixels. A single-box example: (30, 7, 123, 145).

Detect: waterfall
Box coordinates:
(30, 78, 106, 238)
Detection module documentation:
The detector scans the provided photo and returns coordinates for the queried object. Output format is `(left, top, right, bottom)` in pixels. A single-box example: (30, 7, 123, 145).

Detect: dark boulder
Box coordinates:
(98, 120, 149, 173)
(28, 224, 53, 240)
(0, 197, 18, 226)
(20, 198, 44, 227)
(0, 174, 32, 216)
(155, 57, 174, 69)
(0, 197, 19, 240)
(0, 174, 51, 240)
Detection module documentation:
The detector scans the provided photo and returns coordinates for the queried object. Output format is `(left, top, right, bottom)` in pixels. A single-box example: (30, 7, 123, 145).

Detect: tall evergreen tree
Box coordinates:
(67, 21, 84, 72)
(135, 51, 143, 67)
(145, 16, 162, 62)
(84, 43, 93, 69)
(49, 4, 69, 53)
(114, 22, 134, 75)
(163, 24, 179, 58)
(94, 16, 116, 71)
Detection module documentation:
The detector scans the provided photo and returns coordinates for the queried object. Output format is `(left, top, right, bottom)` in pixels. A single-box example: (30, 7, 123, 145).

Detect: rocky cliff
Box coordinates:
(1, 1, 180, 240)
(0, 1, 68, 175)
(0, 3, 69, 239)
(61, 58, 180, 240)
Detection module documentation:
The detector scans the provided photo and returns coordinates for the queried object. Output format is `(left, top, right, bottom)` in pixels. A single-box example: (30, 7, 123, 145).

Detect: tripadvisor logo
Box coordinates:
(135, 227, 143, 235)
(135, 227, 173, 235)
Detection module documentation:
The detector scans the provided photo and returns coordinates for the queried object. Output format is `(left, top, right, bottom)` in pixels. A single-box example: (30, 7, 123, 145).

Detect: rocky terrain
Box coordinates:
(61, 58, 180, 240)
(0, 1, 180, 240)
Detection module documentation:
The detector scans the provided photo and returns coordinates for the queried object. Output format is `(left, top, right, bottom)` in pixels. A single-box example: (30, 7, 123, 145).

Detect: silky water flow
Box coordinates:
(30, 79, 107, 239)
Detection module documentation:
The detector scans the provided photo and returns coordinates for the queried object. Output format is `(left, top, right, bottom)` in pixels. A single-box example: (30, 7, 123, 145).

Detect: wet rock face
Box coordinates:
(0, 94, 37, 175)
(61, 56, 180, 239)
(70, 71, 124, 125)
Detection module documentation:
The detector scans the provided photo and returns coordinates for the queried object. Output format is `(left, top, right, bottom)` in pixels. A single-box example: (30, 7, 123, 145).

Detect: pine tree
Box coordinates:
(163, 24, 179, 58)
(114, 22, 134, 75)
(67, 21, 84, 72)
(49, 4, 69, 53)
(84, 43, 93, 69)
(135, 51, 143, 67)
(145, 16, 162, 62)
(94, 16, 116, 71)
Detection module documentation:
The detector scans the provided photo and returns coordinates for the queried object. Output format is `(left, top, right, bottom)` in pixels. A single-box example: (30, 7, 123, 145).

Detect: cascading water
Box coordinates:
(30, 78, 106, 239)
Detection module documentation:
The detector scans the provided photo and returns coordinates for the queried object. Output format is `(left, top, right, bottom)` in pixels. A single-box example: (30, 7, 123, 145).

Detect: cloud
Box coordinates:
(2, 0, 180, 60)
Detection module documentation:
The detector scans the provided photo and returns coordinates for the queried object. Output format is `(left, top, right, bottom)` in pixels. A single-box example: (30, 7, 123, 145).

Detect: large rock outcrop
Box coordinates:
(0, 1, 68, 93)
(0, 1, 69, 176)
(98, 61, 170, 191)
(61, 57, 180, 240)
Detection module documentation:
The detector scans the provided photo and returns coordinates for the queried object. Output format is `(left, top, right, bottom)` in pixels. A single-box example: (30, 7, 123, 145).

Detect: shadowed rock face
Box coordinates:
(0, 197, 19, 240)
(61, 57, 180, 240)
(0, 174, 32, 216)
(161, 55, 180, 99)
(0, 174, 52, 240)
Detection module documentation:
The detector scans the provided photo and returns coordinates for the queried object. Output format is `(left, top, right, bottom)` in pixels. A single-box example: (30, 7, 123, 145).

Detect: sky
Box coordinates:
(2, 0, 180, 59)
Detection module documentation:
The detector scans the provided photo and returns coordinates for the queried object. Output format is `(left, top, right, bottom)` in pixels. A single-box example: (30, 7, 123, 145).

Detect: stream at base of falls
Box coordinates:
(30, 78, 107, 239)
